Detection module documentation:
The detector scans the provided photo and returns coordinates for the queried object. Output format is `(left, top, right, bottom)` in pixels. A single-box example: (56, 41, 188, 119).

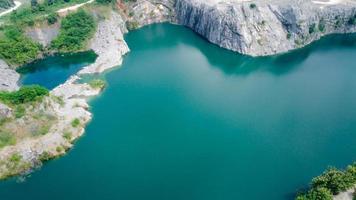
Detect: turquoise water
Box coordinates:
(1, 23, 356, 200)
(17, 51, 97, 89)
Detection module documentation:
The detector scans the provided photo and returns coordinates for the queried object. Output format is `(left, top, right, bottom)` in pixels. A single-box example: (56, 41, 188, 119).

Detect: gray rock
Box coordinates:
(175, 0, 356, 56)
(0, 103, 12, 119)
(25, 23, 60, 47)
(0, 59, 19, 92)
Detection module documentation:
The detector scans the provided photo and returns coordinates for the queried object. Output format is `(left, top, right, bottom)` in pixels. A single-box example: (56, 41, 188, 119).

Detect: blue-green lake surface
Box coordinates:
(17, 51, 97, 89)
(1, 23, 356, 200)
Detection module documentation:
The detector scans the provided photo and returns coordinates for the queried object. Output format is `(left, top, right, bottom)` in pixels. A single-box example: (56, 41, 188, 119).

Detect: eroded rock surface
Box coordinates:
(175, 0, 356, 56)
(0, 59, 19, 92)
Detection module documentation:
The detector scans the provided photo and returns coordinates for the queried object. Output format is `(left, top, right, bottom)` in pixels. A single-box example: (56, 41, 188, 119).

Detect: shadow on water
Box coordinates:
(128, 23, 356, 77)
(17, 51, 97, 89)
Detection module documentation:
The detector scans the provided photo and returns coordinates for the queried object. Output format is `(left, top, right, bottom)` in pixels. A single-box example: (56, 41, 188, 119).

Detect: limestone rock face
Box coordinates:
(0, 59, 19, 92)
(0, 103, 12, 119)
(175, 0, 356, 56)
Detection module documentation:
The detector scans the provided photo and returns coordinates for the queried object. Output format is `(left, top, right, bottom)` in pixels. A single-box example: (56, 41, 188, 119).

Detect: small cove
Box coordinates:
(17, 51, 97, 89)
(2, 23, 356, 200)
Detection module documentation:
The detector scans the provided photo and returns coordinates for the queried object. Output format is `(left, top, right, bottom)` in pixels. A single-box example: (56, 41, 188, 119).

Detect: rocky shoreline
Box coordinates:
(0, 10, 130, 179)
(1, 2, 356, 195)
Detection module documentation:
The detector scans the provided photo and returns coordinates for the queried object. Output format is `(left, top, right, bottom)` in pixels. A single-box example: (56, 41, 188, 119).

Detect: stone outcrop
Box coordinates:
(175, 0, 356, 56)
(0, 59, 19, 92)
(0, 10, 130, 180)
(79, 11, 129, 74)
(25, 23, 60, 47)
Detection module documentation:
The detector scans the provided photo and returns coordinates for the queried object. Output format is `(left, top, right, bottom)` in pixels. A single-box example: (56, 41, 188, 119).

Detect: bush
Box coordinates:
(51, 10, 95, 52)
(249, 3, 256, 9)
(301, 187, 333, 200)
(311, 167, 353, 194)
(47, 12, 58, 25)
(0, 131, 16, 148)
(71, 118, 80, 128)
(89, 79, 105, 89)
(0, 26, 41, 65)
(96, 0, 112, 4)
(309, 23, 317, 34)
(296, 163, 356, 199)
(14, 105, 25, 118)
(318, 21, 326, 32)
(348, 14, 356, 25)
(0, 85, 49, 105)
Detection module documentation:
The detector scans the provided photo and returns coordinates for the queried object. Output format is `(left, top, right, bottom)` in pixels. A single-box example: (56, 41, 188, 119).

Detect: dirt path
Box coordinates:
(56, 0, 94, 15)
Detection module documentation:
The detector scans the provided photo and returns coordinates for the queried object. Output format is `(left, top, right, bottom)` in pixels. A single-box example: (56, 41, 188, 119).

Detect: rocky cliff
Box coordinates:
(175, 0, 356, 56)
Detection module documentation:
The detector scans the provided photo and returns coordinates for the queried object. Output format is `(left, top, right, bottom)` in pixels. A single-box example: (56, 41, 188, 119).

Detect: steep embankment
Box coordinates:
(175, 0, 356, 56)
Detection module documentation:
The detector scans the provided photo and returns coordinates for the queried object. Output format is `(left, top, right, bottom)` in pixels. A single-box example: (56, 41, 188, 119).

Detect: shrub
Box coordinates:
(96, 0, 112, 4)
(0, 26, 41, 65)
(318, 21, 326, 32)
(14, 105, 25, 118)
(89, 79, 105, 89)
(71, 118, 80, 128)
(63, 131, 72, 141)
(9, 153, 22, 163)
(348, 14, 356, 25)
(47, 12, 58, 25)
(51, 10, 95, 52)
(309, 23, 317, 34)
(0, 131, 16, 148)
(249, 3, 256, 9)
(311, 167, 353, 194)
(0, 85, 49, 105)
(287, 33, 292, 39)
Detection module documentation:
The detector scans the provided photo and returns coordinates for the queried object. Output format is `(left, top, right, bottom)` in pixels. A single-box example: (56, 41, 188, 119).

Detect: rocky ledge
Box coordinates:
(175, 0, 356, 56)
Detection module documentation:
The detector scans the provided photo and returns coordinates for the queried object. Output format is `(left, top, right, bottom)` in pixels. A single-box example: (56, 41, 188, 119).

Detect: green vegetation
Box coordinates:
(0, 85, 49, 105)
(39, 151, 51, 161)
(89, 79, 105, 89)
(14, 105, 25, 118)
(309, 23, 317, 34)
(126, 20, 139, 31)
(47, 12, 58, 25)
(33, 124, 51, 136)
(0, 131, 16, 148)
(71, 118, 80, 127)
(63, 131, 72, 141)
(8, 0, 87, 27)
(56, 146, 63, 153)
(348, 14, 356, 25)
(296, 163, 356, 200)
(287, 33, 292, 40)
(96, 0, 113, 4)
(9, 153, 22, 162)
(0, 26, 41, 65)
(249, 3, 256, 9)
(318, 20, 326, 32)
(51, 10, 95, 52)
(0, 0, 14, 9)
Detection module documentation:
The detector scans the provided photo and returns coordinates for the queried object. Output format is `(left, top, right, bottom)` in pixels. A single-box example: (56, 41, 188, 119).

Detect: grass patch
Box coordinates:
(71, 118, 80, 128)
(89, 79, 105, 89)
(63, 131, 72, 141)
(0, 131, 16, 148)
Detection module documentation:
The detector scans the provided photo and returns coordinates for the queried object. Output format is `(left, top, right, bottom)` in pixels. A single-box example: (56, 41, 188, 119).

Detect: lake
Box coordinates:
(1, 23, 356, 200)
